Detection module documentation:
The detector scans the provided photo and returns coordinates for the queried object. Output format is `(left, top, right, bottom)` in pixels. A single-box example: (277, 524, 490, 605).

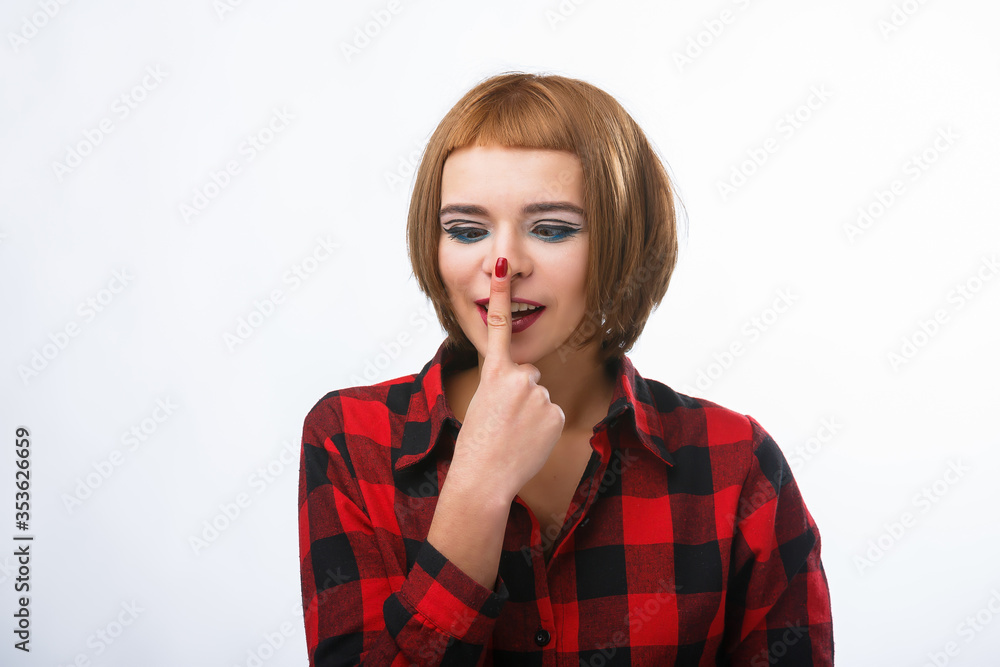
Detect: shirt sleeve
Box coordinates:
(298, 398, 509, 666)
(722, 415, 834, 666)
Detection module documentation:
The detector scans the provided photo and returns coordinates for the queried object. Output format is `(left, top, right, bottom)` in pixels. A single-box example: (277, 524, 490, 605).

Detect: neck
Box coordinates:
(469, 342, 617, 433)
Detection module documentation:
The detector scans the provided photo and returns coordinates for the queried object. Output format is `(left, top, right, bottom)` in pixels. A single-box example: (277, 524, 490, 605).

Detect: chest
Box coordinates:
(515, 432, 595, 559)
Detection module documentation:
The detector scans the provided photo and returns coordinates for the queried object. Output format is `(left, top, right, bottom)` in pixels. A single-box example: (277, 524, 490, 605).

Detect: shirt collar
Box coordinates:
(395, 339, 675, 472)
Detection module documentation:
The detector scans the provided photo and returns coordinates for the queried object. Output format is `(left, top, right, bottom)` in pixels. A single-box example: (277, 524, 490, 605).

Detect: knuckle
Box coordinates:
(521, 371, 538, 390)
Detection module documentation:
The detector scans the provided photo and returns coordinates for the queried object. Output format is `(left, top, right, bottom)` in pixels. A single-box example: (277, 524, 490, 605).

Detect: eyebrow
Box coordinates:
(439, 201, 585, 219)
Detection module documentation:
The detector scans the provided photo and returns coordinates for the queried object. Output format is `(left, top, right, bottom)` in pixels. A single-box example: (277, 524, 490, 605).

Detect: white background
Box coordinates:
(2, 0, 998, 665)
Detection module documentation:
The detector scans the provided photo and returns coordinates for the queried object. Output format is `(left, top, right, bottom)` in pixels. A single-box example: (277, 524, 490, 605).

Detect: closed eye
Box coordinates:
(534, 225, 579, 241)
(443, 226, 486, 243)
(442, 223, 581, 244)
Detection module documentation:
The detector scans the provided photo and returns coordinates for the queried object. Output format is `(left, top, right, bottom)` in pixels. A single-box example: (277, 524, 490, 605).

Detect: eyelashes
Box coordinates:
(443, 225, 581, 244)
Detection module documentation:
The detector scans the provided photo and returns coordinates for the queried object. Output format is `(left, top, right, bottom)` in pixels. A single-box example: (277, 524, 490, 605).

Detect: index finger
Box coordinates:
(484, 256, 511, 368)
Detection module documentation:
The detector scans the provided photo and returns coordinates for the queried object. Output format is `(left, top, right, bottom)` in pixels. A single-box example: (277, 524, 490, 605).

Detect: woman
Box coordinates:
(298, 71, 833, 666)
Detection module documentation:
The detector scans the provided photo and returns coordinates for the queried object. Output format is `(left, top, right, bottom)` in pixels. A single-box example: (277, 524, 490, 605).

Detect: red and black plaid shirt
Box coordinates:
(298, 339, 833, 666)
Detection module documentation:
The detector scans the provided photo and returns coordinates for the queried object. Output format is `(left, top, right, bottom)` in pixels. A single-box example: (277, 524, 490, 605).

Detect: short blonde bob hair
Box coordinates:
(407, 71, 681, 365)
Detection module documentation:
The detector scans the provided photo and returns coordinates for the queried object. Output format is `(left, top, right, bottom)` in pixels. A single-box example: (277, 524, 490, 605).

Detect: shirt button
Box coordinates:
(534, 629, 551, 646)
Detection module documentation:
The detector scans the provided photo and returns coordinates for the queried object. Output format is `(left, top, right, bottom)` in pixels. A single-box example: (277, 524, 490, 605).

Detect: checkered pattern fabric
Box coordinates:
(298, 340, 833, 665)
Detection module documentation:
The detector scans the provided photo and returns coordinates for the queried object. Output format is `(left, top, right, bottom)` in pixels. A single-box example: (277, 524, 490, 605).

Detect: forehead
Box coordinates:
(440, 145, 584, 204)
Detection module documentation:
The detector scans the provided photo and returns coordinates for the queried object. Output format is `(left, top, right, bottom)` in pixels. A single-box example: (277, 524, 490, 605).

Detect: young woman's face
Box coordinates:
(438, 144, 591, 365)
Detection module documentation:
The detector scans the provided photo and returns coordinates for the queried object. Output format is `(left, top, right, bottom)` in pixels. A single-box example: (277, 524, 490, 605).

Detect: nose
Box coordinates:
(485, 225, 532, 279)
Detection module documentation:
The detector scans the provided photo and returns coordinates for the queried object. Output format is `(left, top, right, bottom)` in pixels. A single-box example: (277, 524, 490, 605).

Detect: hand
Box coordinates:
(448, 257, 566, 502)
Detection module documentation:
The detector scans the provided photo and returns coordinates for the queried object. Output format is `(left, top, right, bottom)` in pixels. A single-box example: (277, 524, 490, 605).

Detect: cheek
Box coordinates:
(564, 256, 590, 316)
(437, 264, 470, 312)
(565, 254, 589, 292)
(437, 243, 456, 287)
(437, 254, 456, 290)
(438, 243, 479, 290)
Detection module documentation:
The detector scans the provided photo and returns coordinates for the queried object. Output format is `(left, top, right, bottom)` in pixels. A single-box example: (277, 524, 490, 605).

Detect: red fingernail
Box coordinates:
(495, 257, 508, 279)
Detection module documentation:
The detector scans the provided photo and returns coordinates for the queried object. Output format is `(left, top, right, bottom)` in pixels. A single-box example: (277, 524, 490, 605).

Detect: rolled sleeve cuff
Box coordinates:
(390, 539, 508, 647)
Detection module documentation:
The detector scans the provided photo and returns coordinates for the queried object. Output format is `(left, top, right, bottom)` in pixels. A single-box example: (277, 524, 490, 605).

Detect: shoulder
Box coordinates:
(641, 381, 799, 515)
(301, 370, 422, 438)
(298, 371, 428, 498)
(634, 375, 785, 484)
(640, 376, 766, 448)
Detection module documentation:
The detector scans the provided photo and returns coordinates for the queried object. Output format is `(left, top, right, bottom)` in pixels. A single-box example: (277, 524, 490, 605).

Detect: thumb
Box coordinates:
(484, 257, 512, 369)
